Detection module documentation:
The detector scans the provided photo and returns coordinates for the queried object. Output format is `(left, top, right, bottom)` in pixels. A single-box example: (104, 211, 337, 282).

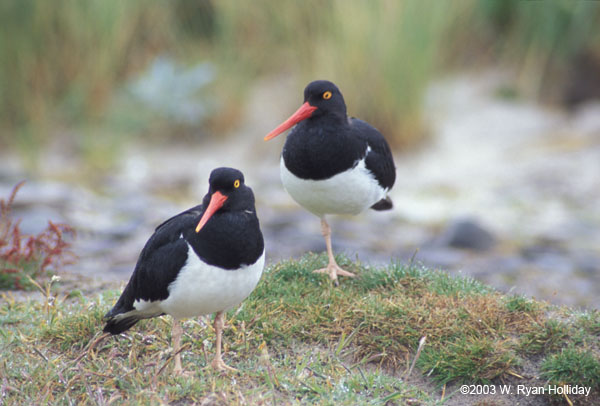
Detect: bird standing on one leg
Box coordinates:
(103, 167, 265, 373)
(264, 80, 396, 283)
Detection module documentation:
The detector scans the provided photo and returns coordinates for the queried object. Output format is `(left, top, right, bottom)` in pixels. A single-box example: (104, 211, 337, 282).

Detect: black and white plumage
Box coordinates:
(103, 167, 265, 372)
(265, 80, 396, 283)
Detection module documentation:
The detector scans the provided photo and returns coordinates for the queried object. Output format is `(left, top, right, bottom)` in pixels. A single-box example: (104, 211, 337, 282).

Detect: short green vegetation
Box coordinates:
(1, 254, 598, 405)
(541, 347, 600, 393)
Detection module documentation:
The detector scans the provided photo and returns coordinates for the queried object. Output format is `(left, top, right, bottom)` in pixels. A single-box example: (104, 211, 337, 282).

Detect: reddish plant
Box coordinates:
(0, 181, 76, 290)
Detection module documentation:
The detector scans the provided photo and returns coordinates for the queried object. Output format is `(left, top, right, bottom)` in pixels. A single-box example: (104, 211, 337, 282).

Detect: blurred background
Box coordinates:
(1, 0, 599, 307)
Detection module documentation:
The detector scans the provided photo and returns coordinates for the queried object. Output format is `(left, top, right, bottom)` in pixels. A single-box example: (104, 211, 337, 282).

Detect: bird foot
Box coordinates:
(313, 263, 356, 285)
(210, 356, 238, 372)
(173, 366, 194, 378)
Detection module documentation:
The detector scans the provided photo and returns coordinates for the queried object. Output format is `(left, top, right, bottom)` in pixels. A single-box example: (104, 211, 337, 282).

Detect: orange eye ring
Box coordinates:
(323, 91, 332, 100)
(233, 179, 240, 188)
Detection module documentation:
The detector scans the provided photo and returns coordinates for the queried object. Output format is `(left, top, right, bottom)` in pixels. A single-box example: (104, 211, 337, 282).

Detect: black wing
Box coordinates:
(103, 205, 203, 334)
(350, 118, 396, 190)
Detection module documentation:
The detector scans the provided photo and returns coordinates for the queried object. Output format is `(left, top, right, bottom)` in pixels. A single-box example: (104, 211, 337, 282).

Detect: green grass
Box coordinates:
(504, 294, 542, 313)
(575, 310, 600, 336)
(541, 346, 600, 396)
(517, 319, 570, 356)
(2, 253, 599, 404)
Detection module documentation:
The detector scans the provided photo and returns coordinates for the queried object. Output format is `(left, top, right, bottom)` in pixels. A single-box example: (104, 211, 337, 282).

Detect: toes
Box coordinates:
(335, 269, 356, 278)
(211, 358, 238, 372)
(313, 265, 355, 281)
(173, 368, 194, 377)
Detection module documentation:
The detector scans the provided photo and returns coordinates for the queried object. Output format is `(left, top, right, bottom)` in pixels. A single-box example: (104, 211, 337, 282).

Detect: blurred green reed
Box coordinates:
(1, 0, 599, 159)
(0, 0, 180, 162)
(477, 0, 600, 100)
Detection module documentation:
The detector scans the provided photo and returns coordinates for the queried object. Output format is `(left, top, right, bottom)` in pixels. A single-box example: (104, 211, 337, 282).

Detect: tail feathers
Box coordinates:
(103, 305, 146, 335)
(103, 304, 164, 335)
(103, 314, 141, 335)
(370, 196, 393, 211)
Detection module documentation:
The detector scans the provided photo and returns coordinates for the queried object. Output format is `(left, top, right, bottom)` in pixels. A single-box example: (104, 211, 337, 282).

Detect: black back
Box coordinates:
(282, 80, 396, 190)
(350, 118, 396, 190)
(103, 168, 264, 334)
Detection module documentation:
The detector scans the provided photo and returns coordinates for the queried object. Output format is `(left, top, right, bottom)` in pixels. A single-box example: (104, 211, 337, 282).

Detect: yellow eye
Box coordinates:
(233, 179, 240, 188)
(323, 91, 332, 100)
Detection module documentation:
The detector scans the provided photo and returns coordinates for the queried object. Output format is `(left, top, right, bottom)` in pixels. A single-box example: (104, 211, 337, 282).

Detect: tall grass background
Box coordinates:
(1, 0, 599, 165)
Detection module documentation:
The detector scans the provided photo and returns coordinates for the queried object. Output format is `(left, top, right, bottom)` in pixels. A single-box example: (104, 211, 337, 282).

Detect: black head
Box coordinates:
(264, 79, 348, 141)
(302, 80, 347, 119)
(208, 167, 245, 193)
(196, 167, 255, 232)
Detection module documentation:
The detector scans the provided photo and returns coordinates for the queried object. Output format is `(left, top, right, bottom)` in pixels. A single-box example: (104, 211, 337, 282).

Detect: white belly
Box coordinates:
(280, 156, 386, 217)
(148, 245, 265, 319)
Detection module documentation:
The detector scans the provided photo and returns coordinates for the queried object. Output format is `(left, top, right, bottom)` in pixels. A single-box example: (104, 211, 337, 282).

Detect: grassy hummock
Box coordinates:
(1, 253, 598, 405)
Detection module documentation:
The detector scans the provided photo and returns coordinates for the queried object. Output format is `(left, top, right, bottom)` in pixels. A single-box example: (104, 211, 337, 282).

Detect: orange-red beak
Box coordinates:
(195, 191, 228, 233)
(264, 102, 317, 141)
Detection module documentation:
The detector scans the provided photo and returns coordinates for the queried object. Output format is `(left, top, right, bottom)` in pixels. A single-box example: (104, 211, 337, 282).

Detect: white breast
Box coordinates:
(280, 155, 387, 217)
(145, 245, 265, 319)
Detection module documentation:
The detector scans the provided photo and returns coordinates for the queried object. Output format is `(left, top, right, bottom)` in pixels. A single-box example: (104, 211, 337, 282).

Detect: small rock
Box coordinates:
(436, 217, 496, 251)
(562, 51, 600, 109)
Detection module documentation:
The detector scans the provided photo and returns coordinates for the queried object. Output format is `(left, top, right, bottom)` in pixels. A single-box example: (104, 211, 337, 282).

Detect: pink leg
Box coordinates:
(172, 318, 185, 374)
(313, 217, 356, 284)
(210, 311, 237, 372)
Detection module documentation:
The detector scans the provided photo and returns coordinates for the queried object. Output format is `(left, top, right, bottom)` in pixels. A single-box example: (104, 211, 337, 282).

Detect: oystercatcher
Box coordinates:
(103, 167, 265, 373)
(264, 80, 395, 283)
